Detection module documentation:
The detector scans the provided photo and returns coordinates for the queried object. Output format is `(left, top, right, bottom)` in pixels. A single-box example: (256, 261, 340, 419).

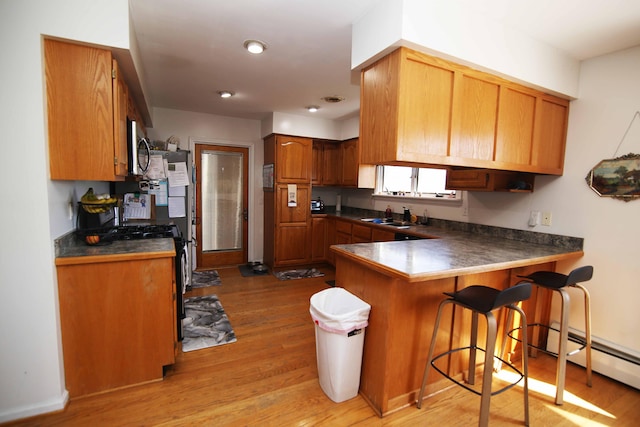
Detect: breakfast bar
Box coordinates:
(330, 230, 584, 417)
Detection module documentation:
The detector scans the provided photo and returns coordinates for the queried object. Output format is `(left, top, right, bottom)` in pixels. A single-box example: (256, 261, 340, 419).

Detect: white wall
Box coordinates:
(352, 0, 581, 98)
(0, 0, 130, 422)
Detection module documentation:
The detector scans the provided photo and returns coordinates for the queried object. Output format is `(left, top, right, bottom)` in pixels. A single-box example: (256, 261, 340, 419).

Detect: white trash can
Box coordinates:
(310, 287, 371, 403)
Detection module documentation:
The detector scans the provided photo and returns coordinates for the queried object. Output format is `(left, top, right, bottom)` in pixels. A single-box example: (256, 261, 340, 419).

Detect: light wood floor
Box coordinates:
(7, 266, 640, 426)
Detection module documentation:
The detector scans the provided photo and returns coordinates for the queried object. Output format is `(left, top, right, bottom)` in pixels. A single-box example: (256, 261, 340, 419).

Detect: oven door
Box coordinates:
(176, 238, 189, 341)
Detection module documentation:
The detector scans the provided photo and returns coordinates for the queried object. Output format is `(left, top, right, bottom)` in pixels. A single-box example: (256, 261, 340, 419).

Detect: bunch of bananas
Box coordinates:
(81, 188, 118, 213)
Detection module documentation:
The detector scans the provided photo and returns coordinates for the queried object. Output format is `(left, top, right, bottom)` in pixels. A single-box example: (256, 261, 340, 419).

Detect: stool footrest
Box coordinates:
(431, 346, 525, 397)
(507, 323, 588, 358)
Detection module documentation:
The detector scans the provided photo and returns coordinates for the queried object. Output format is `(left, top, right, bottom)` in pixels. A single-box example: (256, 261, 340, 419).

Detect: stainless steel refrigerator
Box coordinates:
(115, 149, 193, 242)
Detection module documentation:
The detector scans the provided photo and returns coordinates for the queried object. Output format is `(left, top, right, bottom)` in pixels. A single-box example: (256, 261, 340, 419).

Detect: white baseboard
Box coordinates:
(0, 390, 68, 423)
(547, 322, 640, 390)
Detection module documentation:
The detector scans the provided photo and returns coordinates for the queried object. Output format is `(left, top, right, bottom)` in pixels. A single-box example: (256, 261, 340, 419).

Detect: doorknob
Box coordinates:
(243, 209, 248, 220)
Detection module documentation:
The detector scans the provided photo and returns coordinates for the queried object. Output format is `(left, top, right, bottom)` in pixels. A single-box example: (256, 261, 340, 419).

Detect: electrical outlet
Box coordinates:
(528, 210, 540, 227)
(542, 212, 552, 226)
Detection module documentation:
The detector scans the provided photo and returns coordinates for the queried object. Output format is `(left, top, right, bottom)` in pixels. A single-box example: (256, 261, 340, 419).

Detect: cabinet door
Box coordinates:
(275, 184, 310, 265)
(276, 135, 312, 183)
(311, 217, 327, 261)
(312, 141, 323, 185)
(57, 257, 175, 397)
(450, 74, 499, 161)
(398, 50, 455, 160)
(532, 97, 568, 173)
(495, 87, 536, 166)
(340, 138, 359, 186)
(112, 60, 129, 178)
(45, 39, 116, 181)
(322, 142, 342, 185)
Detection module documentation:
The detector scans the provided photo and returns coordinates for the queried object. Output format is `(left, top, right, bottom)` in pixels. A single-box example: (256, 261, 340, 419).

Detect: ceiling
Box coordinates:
(129, 0, 640, 122)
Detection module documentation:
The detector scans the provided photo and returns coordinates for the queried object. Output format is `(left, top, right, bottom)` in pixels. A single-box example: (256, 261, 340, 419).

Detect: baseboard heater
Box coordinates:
(547, 322, 640, 390)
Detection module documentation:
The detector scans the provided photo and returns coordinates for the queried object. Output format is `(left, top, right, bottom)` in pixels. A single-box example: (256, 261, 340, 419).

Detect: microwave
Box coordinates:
(127, 118, 151, 176)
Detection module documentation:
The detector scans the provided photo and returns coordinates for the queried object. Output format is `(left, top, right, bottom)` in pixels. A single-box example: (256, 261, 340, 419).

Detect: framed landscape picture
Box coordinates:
(586, 153, 640, 201)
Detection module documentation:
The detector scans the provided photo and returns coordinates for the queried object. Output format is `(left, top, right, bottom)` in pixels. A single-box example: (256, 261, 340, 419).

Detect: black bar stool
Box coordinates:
(417, 282, 532, 427)
(515, 265, 593, 405)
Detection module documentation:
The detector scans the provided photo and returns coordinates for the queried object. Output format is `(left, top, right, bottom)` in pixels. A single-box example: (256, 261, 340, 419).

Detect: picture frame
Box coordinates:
(586, 153, 640, 201)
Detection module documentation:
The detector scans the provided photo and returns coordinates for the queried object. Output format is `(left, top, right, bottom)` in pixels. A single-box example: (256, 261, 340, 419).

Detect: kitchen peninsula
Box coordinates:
(330, 224, 583, 416)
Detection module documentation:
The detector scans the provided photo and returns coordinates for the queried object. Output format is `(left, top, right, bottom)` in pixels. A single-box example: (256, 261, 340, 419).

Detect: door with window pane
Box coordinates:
(195, 144, 248, 268)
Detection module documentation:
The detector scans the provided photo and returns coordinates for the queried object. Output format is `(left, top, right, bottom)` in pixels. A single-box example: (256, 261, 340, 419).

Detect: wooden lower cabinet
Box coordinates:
(56, 255, 176, 398)
(335, 254, 555, 417)
(351, 224, 373, 243)
(311, 217, 328, 262)
(371, 228, 396, 242)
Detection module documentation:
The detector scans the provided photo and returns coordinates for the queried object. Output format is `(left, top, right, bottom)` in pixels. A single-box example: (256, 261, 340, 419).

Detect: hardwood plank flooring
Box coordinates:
(6, 265, 639, 426)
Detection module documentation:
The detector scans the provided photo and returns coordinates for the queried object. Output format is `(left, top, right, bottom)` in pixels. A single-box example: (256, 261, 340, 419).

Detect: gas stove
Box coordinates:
(108, 224, 181, 240)
(77, 224, 182, 242)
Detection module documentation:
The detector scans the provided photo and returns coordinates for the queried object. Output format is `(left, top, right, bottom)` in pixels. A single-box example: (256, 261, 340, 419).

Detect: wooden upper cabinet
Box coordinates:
(112, 60, 129, 178)
(275, 135, 312, 183)
(450, 74, 499, 161)
(360, 46, 570, 176)
(360, 48, 453, 166)
(312, 140, 341, 186)
(311, 141, 323, 185)
(341, 138, 359, 186)
(341, 138, 375, 188)
(532, 96, 568, 174)
(45, 38, 122, 181)
(495, 87, 536, 166)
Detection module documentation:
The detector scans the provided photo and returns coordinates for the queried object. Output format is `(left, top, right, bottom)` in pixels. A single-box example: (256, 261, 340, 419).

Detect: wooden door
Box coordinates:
(195, 144, 249, 268)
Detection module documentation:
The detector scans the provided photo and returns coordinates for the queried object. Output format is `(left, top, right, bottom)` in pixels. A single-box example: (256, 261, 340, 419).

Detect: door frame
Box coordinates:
(192, 138, 255, 269)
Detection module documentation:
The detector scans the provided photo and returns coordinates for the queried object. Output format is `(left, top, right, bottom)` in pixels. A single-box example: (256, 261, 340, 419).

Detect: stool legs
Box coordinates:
(479, 312, 497, 427)
(573, 283, 593, 388)
(417, 298, 449, 409)
(551, 285, 593, 405)
(417, 300, 529, 427)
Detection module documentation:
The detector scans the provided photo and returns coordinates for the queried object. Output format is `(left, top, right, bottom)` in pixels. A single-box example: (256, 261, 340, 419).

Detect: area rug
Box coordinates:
(190, 270, 222, 289)
(238, 264, 270, 277)
(182, 294, 236, 352)
(274, 268, 325, 281)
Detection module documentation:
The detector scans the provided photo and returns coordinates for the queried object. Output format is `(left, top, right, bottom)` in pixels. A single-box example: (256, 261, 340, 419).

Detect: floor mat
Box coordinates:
(274, 268, 325, 281)
(182, 294, 236, 352)
(190, 270, 221, 289)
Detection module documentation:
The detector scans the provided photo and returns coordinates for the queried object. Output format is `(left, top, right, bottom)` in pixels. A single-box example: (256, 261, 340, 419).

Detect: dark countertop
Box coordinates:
(326, 213, 584, 282)
(55, 231, 175, 265)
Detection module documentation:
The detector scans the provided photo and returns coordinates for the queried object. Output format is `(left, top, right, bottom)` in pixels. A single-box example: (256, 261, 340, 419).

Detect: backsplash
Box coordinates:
(331, 205, 584, 251)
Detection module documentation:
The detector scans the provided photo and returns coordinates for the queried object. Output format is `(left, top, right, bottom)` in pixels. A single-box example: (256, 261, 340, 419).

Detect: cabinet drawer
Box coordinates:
(335, 220, 352, 235)
(352, 224, 372, 241)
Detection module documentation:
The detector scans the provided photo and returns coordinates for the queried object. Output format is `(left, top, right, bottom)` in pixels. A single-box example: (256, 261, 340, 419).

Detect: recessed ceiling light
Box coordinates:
(243, 39, 267, 54)
(322, 96, 345, 103)
(306, 105, 319, 112)
(217, 90, 234, 98)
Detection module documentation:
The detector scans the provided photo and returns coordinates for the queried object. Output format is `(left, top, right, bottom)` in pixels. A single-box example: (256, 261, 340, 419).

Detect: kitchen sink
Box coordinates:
(360, 218, 411, 228)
